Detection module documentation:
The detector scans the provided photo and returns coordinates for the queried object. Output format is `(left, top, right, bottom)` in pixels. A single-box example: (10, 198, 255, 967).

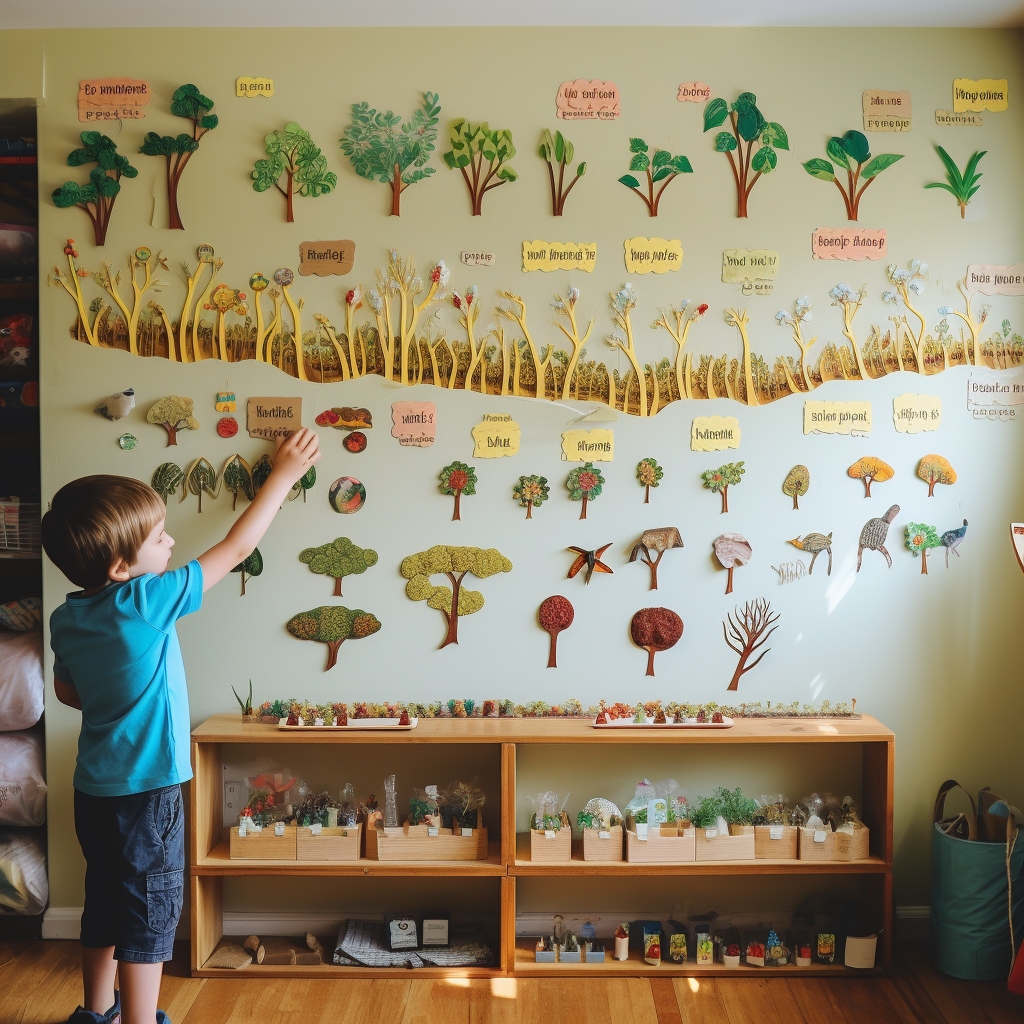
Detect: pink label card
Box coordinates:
(556, 80, 620, 120)
(391, 402, 437, 447)
(811, 227, 887, 261)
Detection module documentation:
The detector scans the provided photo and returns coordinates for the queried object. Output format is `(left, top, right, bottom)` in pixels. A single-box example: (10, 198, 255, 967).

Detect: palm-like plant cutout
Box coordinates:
(925, 146, 986, 219)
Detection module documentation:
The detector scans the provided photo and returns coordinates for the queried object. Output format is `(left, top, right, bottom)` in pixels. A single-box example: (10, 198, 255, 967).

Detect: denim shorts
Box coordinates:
(74, 784, 185, 963)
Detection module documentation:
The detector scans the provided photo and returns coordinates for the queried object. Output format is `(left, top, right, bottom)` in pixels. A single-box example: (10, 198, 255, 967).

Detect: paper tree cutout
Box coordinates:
(299, 537, 378, 597)
(714, 533, 752, 595)
(538, 595, 574, 668)
(439, 461, 477, 521)
(905, 523, 942, 575)
(539, 129, 586, 216)
(180, 457, 218, 512)
(315, 406, 372, 430)
(848, 456, 894, 498)
(629, 528, 683, 590)
(151, 463, 183, 503)
(918, 455, 957, 497)
(252, 454, 273, 493)
(723, 599, 779, 691)
(513, 475, 549, 519)
(703, 92, 788, 218)
(566, 462, 604, 519)
(252, 122, 337, 222)
(140, 84, 218, 230)
(857, 504, 899, 571)
(289, 466, 316, 502)
(341, 92, 440, 216)
(631, 607, 683, 677)
(232, 547, 263, 596)
(802, 131, 902, 221)
(221, 454, 254, 511)
(941, 519, 968, 567)
(443, 121, 517, 216)
(636, 458, 663, 504)
(617, 138, 692, 216)
(567, 544, 612, 585)
(925, 146, 986, 219)
(400, 545, 512, 648)
(702, 462, 745, 513)
(787, 533, 833, 575)
(147, 396, 198, 446)
(782, 465, 809, 510)
(286, 605, 381, 670)
(52, 132, 138, 246)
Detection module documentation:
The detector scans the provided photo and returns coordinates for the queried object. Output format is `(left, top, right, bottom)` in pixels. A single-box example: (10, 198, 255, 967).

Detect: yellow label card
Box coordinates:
(561, 428, 613, 462)
(691, 416, 740, 451)
(953, 78, 1007, 112)
(623, 237, 683, 274)
(472, 415, 521, 457)
(523, 241, 597, 273)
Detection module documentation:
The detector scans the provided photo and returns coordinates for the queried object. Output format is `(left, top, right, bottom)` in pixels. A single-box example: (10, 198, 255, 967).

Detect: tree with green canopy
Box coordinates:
(151, 463, 183, 503)
(340, 92, 440, 216)
(252, 454, 273, 493)
(539, 129, 586, 216)
(299, 537, 378, 597)
(289, 465, 316, 502)
(180, 457, 218, 513)
(925, 146, 986, 219)
(905, 522, 942, 575)
(802, 130, 903, 221)
(513, 475, 549, 519)
(232, 547, 263, 596)
(147, 395, 198, 446)
(701, 462, 745, 513)
(286, 605, 381, 670)
(221, 454, 254, 511)
(636, 457, 663, 504)
(253, 122, 337, 222)
(782, 465, 809, 510)
(400, 545, 512, 648)
(617, 138, 692, 216)
(139, 83, 218, 230)
(443, 120, 517, 216)
(52, 132, 138, 246)
(439, 461, 477, 521)
(566, 462, 604, 519)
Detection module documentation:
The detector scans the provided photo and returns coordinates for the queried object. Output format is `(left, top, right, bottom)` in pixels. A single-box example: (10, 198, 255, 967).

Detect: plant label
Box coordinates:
(811, 227, 887, 261)
(78, 78, 150, 123)
(935, 109, 983, 126)
(391, 401, 436, 447)
(556, 79, 620, 120)
(691, 416, 740, 451)
(965, 263, 1024, 296)
(599, 830, 611, 840)
(893, 394, 941, 433)
(967, 368, 1024, 421)
(953, 78, 1007, 112)
(722, 248, 778, 295)
(769, 826, 784, 840)
(814, 829, 827, 843)
(561, 428, 613, 462)
(246, 397, 302, 440)
(522, 241, 596, 273)
(677, 82, 711, 103)
(471, 414, 521, 458)
(803, 400, 871, 436)
(862, 89, 912, 132)
(216, 391, 236, 412)
(298, 240, 355, 277)
(236, 76, 274, 98)
(624, 237, 682, 274)
(460, 250, 495, 267)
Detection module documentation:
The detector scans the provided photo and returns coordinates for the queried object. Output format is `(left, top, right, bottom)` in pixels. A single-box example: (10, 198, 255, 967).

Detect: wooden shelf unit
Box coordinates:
(191, 713, 894, 978)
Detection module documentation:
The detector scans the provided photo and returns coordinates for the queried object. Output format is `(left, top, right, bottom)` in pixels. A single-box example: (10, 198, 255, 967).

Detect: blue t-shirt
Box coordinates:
(49, 560, 203, 797)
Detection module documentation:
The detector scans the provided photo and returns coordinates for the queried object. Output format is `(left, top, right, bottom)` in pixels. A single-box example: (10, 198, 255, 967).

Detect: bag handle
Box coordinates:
(934, 779, 977, 841)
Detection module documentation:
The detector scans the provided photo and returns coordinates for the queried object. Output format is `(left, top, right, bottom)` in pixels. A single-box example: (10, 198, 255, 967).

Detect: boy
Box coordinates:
(42, 427, 320, 1024)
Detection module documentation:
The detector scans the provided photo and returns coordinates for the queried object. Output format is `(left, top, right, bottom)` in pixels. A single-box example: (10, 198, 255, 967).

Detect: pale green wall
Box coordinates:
(9, 26, 1023, 912)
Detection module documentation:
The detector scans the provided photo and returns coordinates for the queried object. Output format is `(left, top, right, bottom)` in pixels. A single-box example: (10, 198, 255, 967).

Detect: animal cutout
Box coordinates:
(857, 504, 899, 571)
(787, 533, 832, 575)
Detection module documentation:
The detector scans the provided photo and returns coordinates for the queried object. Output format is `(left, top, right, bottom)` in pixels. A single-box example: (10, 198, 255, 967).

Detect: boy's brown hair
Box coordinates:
(41, 475, 166, 589)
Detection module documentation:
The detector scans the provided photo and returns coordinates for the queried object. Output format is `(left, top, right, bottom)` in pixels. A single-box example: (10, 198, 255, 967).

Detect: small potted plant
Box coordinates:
(796, 943, 813, 967)
(232, 680, 254, 722)
(723, 942, 742, 968)
(614, 923, 629, 961)
(529, 792, 571, 862)
(745, 940, 765, 967)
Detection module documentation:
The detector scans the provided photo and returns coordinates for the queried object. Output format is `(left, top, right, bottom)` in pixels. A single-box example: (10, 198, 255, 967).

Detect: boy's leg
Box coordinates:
(118, 962, 164, 1024)
(81, 946, 117, 1015)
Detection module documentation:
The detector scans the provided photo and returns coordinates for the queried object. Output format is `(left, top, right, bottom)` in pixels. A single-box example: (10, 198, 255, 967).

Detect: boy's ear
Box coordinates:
(108, 556, 131, 583)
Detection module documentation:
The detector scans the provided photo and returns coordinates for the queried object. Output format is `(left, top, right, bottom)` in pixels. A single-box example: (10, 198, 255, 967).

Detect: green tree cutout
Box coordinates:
(180, 457, 218, 513)
(636, 458, 663, 504)
(51, 132, 138, 246)
(252, 455, 273, 493)
(617, 138, 692, 216)
(539, 129, 586, 216)
(286, 605, 381, 671)
(252, 122, 337, 223)
(443, 121, 517, 216)
(151, 463, 183, 503)
(802, 130, 903, 221)
(925, 146, 986, 219)
(905, 522, 942, 575)
(289, 466, 316, 503)
(232, 547, 263, 596)
(341, 92, 440, 216)
(221, 454, 254, 511)
(513, 475, 549, 519)
(703, 92, 788, 218)
(140, 84, 218, 230)
(439, 461, 477, 521)
(566, 462, 605, 520)
(702, 462, 745, 513)
(299, 537, 378, 597)
(400, 545, 512, 648)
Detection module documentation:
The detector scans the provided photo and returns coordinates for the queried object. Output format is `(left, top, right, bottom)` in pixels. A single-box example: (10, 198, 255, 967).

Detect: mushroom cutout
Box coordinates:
(782, 465, 809, 510)
(917, 455, 956, 497)
(628, 527, 683, 590)
(538, 596, 574, 668)
(630, 607, 683, 677)
(713, 533, 752, 595)
(848, 456, 894, 498)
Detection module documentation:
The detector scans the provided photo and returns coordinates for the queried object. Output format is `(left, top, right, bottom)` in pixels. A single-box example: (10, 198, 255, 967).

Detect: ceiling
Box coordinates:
(1, 0, 1023, 28)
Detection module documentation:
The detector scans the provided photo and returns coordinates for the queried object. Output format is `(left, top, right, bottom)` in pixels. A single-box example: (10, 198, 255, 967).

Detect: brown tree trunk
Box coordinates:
(727, 659, 744, 690)
(648, 551, 664, 590)
(440, 572, 465, 648)
(579, 495, 588, 520)
(333, 577, 343, 597)
(864, 477, 873, 497)
(792, 493, 799, 510)
(725, 565, 735, 594)
(197, 489, 203, 513)
(168, 163, 184, 230)
(645, 647, 656, 676)
(391, 164, 402, 216)
(452, 489, 462, 521)
(525, 500, 533, 520)
(232, 491, 238, 512)
(240, 571, 247, 596)
(721, 487, 729, 513)
(921, 549, 928, 575)
(285, 170, 295, 222)
(325, 639, 343, 670)
(645, 484, 651, 504)
(547, 632, 558, 669)
(164, 424, 177, 445)
(928, 477, 936, 497)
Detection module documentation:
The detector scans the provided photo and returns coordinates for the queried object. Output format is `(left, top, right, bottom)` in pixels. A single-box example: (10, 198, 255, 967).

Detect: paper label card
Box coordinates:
(556, 80, 620, 120)
(561, 428, 614, 462)
(722, 249, 779, 281)
(298, 240, 355, 277)
(935, 109, 983, 126)
(893, 394, 942, 433)
(965, 264, 1024, 296)
(677, 82, 711, 103)
(624, 237, 682, 275)
(471, 414, 521, 457)
(803, 400, 871, 436)
(691, 416, 740, 451)
(862, 89, 912, 132)
(522, 241, 596, 273)
(391, 401, 437, 447)
(953, 78, 1008, 112)
(247, 398, 302, 440)
(79, 78, 150, 123)
(236, 77, 274, 98)
(811, 227, 887, 261)
(460, 251, 495, 267)
(967, 369, 1024, 421)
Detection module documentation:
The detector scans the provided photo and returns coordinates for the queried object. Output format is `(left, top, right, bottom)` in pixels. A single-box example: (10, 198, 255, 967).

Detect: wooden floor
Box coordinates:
(1, 940, 1022, 1023)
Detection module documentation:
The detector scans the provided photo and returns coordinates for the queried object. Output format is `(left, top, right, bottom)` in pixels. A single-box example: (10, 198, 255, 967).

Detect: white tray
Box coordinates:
(593, 716, 733, 730)
(278, 716, 418, 731)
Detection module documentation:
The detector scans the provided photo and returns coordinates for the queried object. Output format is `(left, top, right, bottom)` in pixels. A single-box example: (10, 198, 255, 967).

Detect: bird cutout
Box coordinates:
(567, 543, 613, 585)
(941, 519, 968, 567)
(787, 533, 833, 575)
(95, 388, 136, 421)
(857, 504, 899, 571)
(628, 528, 683, 590)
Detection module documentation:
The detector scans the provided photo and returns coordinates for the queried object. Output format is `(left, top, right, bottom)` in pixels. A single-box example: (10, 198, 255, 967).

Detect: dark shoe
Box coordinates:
(66, 991, 120, 1023)
(156, 1012, 173, 1024)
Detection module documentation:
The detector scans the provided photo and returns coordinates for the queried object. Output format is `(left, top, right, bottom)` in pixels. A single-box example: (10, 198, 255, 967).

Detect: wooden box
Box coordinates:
(754, 824, 799, 860)
(626, 822, 696, 863)
(582, 825, 624, 862)
(530, 824, 572, 863)
(296, 823, 362, 861)
(798, 824, 870, 862)
(374, 811, 488, 862)
(693, 826, 755, 861)
(229, 824, 297, 860)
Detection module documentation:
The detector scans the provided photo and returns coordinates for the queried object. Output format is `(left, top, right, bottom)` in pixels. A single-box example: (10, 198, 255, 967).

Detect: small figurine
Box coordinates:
(95, 388, 136, 421)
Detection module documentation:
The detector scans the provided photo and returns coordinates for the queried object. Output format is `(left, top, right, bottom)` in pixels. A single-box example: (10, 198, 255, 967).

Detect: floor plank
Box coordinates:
(671, 977, 731, 1024)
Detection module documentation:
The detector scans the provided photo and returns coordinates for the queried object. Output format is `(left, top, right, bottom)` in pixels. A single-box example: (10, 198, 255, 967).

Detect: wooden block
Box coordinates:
(229, 825, 296, 860)
(530, 826, 572, 863)
(625, 825, 696, 863)
(296, 823, 362, 862)
(582, 825, 624, 862)
(754, 824, 799, 859)
(205, 945, 252, 969)
(693, 827, 754, 861)
(798, 824, 870, 862)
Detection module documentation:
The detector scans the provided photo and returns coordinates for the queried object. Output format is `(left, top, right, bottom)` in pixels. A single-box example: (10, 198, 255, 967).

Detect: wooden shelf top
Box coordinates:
(193, 713, 892, 745)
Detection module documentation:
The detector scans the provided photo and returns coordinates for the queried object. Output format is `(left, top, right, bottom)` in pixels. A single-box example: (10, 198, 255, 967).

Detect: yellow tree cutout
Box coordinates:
(450, 284, 484, 391)
(48, 240, 97, 346)
(496, 291, 554, 400)
(273, 268, 306, 380)
(653, 299, 708, 399)
(207, 284, 248, 362)
(918, 455, 956, 496)
(551, 287, 594, 400)
(939, 278, 991, 366)
(608, 283, 647, 416)
(848, 456, 894, 497)
(723, 307, 757, 406)
(882, 260, 928, 371)
(93, 247, 168, 357)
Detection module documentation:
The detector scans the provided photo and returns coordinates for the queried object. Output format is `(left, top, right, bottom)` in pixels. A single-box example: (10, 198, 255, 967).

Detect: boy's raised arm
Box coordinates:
(198, 427, 320, 592)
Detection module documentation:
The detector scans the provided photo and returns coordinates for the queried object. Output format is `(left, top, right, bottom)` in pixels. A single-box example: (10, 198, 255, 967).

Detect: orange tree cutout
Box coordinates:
(917, 455, 956, 497)
(439, 461, 477, 521)
(848, 456, 894, 498)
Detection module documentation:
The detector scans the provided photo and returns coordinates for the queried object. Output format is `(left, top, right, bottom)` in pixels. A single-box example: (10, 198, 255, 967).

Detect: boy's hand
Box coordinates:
(271, 428, 321, 487)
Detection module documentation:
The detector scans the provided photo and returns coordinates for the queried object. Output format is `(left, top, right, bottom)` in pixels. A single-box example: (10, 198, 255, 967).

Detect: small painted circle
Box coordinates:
(274, 268, 294, 287)
(134, 247, 152, 262)
(217, 416, 238, 438)
(117, 433, 138, 450)
(329, 476, 366, 514)
(249, 272, 269, 292)
(343, 431, 367, 454)
(197, 244, 215, 263)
